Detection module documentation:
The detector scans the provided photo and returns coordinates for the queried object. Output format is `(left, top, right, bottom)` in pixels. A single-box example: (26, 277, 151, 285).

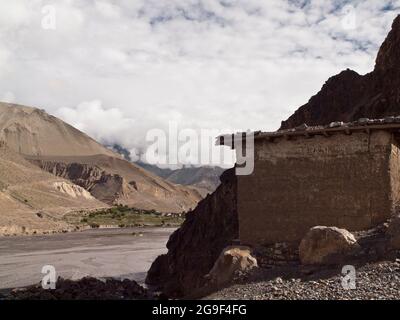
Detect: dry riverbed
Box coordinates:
(0, 227, 174, 290)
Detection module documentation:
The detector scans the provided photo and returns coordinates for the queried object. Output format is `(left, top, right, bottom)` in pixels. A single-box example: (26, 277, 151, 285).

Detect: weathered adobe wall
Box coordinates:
(389, 136, 400, 211)
(238, 130, 394, 245)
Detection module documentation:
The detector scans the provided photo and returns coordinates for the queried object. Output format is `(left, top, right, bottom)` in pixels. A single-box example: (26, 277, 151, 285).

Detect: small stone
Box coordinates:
(384, 116, 395, 123)
(357, 118, 370, 125)
(275, 277, 283, 284)
(329, 121, 344, 128)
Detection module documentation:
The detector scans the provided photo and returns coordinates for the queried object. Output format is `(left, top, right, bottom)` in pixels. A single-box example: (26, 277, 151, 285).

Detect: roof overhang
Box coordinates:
(217, 117, 400, 149)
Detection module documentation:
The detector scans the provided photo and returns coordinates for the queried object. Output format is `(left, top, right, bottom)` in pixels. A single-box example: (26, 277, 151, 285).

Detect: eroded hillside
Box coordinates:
(0, 102, 202, 214)
(0, 142, 105, 235)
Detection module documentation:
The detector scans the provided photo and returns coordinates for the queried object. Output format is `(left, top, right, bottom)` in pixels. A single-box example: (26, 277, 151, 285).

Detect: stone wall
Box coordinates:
(238, 130, 394, 245)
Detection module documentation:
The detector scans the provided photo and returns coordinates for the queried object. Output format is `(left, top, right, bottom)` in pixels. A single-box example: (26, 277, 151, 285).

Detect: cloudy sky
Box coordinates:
(0, 0, 399, 164)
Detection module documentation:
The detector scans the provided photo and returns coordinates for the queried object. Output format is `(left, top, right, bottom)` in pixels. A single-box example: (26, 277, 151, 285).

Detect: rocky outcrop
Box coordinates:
(280, 15, 400, 130)
(375, 16, 400, 73)
(53, 182, 95, 200)
(29, 160, 133, 205)
(205, 246, 257, 288)
(299, 226, 358, 265)
(29, 157, 202, 212)
(145, 169, 238, 298)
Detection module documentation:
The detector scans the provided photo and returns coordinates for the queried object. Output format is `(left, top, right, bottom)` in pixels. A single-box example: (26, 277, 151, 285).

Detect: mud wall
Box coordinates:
(389, 135, 400, 212)
(238, 130, 394, 245)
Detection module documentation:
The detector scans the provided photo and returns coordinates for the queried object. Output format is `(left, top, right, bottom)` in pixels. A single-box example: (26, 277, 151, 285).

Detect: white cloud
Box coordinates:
(95, 1, 122, 19)
(56, 100, 136, 147)
(0, 1, 30, 29)
(0, 0, 399, 166)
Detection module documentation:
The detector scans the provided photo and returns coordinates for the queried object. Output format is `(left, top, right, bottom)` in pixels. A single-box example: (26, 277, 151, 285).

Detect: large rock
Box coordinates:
(205, 246, 257, 288)
(299, 226, 358, 265)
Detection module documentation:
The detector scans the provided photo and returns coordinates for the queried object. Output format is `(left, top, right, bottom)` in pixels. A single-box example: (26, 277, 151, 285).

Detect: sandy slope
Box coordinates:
(0, 142, 106, 235)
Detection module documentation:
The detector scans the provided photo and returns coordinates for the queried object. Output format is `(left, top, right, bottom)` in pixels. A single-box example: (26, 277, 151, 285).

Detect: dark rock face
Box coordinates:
(145, 169, 238, 298)
(375, 16, 400, 73)
(280, 15, 400, 130)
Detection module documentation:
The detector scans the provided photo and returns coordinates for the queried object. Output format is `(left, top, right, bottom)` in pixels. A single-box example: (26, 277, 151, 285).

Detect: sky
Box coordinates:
(0, 0, 399, 165)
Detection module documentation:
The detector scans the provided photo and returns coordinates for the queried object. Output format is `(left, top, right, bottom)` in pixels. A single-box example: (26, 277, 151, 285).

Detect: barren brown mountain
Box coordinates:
(0, 102, 201, 214)
(280, 15, 400, 130)
(0, 103, 116, 157)
(0, 142, 105, 235)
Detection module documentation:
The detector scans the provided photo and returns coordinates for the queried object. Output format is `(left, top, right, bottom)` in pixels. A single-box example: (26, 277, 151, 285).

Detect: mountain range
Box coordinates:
(0, 102, 202, 234)
(108, 144, 225, 196)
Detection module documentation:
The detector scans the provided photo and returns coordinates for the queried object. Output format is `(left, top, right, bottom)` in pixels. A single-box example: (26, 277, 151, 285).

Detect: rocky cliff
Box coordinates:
(280, 15, 400, 130)
(28, 160, 133, 205)
(28, 156, 202, 213)
(145, 168, 238, 297)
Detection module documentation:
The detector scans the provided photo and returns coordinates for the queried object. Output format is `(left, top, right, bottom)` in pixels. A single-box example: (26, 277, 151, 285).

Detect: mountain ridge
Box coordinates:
(280, 15, 400, 129)
(0, 102, 117, 157)
(108, 144, 225, 196)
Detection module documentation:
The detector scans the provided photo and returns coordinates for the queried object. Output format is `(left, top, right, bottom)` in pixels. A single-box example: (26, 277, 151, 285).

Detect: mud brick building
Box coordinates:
(218, 118, 400, 245)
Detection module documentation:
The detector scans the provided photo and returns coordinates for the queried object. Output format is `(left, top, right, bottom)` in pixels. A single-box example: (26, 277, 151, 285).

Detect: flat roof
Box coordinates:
(217, 117, 400, 147)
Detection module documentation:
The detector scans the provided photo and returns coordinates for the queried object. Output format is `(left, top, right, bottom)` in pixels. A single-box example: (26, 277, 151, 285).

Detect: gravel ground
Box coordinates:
(0, 277, 150, 300)
(206, 260, 400, 300)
